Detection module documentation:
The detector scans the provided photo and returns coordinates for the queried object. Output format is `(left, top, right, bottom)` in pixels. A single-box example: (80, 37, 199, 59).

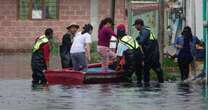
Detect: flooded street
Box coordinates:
(0, 53, 208, 110)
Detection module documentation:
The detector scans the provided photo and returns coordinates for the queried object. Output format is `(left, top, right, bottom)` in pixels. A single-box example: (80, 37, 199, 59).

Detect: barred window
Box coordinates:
(19, 0, 30, 20)
(18, 0, 59, 20)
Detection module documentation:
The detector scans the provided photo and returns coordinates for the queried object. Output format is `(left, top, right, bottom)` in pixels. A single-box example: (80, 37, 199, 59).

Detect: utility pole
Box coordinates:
(159, 0, 165, 64)
(127, 0, 132, 35)
(110, 0, 116, 29)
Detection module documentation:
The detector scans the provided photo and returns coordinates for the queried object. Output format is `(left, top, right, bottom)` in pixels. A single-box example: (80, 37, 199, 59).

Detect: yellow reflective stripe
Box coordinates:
(149, 32, 157, 40)
(146, 28, 157, 40)
(32, 35, 49, 52)
(121, 35, 139, 49)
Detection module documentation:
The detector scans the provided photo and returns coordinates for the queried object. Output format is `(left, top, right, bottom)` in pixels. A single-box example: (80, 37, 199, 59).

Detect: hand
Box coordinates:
(176, 45, 183, 49)
(43, 69, 46, 73)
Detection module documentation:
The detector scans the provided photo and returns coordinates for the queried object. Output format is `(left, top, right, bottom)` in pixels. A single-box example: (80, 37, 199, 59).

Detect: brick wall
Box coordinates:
(99, 0, 127, 25)
(0, 0, 126, 52)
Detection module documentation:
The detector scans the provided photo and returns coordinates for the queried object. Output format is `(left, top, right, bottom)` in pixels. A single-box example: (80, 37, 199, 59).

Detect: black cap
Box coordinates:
(133, 18, 144, 26)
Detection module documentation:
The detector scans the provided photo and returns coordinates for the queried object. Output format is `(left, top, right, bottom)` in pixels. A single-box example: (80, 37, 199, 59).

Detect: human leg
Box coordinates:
(32, 68, 39, 85)
(143, 65, 151, 83)
(77, 52, 88, 70)
(179, 62, 189, 81)
(183, 62, 190, 80)
(71, 53, 80, 71)
(152, 60, 164, 83)
(98, 46, 116, 70)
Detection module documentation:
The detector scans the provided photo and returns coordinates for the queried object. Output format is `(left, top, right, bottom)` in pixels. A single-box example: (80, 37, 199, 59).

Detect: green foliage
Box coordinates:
(90, 41, 101, 63)
(149, 70, 177, 81)
(162, 57, 178, 67)
(91, 52, 101, 63)
(90, 41, 98, 53)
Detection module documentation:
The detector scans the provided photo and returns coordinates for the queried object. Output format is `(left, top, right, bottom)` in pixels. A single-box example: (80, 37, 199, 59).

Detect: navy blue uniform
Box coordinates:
(136, 27, 164, 83)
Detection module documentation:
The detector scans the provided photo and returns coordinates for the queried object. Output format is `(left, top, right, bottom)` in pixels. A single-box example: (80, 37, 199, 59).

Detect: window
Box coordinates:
(18, 0, 58, 20)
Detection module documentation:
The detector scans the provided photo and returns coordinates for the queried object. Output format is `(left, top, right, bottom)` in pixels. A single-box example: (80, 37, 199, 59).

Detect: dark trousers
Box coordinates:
(60, 45, 73, 68)
(123, 63, 142, 83)
(123, 49, 143, 83)
(32, 67, 47, 85)
(178, 60, 189, 81)
(71, 52, 87, 71)
(143, 59, 164, 83)
(143, 66, 164, 83)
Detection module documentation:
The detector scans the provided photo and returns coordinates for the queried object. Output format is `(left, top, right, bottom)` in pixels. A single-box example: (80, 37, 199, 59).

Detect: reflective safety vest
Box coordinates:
(32, 35, 49, 53)
(120, 35, 139, 49)
(147, 28, 157, 40)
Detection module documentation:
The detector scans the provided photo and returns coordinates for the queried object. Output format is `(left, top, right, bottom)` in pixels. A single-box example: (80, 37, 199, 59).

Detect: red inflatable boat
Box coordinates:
(45, 63, 125, 85)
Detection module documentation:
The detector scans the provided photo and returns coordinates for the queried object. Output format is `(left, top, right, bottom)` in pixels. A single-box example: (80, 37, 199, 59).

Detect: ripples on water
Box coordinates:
(0, 54, 207, 110)
(0, 80, 208, 110)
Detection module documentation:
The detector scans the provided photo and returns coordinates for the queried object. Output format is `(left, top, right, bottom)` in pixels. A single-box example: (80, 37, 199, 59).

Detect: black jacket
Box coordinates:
(60, 33, 73, 68)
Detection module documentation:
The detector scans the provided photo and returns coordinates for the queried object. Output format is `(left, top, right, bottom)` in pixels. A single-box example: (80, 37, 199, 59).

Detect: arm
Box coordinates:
(85, 34, 92, 62)
(42, 43, 50, 70)
(45, 61, 49, 69)
(174, 36, 183, 49)
(85, 43, 91, 62)
(139, 46, 144, 66)
(175, 44, 183, 49)
(106, 27, 117, 37)
(136, 29, 150, 46)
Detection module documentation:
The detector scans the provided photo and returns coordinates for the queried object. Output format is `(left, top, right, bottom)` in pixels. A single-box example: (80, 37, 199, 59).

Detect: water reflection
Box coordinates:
(0, 80, 208, 110)
(0, 53, 208, 110)
(35, 83, 208, 110)
(0, 53, 60, 79)
(201, 83, 208, 97)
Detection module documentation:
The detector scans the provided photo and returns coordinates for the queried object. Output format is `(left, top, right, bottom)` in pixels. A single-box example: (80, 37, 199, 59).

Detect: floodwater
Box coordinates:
(0, 53, 208, 110)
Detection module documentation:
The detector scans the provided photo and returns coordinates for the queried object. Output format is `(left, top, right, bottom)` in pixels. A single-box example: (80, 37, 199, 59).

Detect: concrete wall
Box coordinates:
(0, 0, 127, 52)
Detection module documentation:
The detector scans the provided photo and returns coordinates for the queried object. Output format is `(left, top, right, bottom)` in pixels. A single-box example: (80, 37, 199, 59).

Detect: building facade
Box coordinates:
(0, 0, 127, 52)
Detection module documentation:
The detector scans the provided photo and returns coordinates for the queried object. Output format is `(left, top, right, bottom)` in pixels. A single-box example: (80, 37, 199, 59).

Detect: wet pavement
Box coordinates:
(0, 53, 208, 110)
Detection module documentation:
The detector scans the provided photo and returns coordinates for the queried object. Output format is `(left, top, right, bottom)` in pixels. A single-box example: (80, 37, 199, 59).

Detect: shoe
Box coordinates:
(32, 80, 39, 88)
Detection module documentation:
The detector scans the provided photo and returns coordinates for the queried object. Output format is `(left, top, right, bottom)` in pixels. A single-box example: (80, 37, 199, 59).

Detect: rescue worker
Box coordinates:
(31, 28, 53, 86)
(116, 24, 144, 84)
(134, 18, 164, 84)
(60, 23, 79, 68)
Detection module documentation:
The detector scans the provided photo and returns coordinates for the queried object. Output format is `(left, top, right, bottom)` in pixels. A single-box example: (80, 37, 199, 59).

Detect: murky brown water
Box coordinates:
(0, 53, 208, 110)
(0, 53, 60, 79)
